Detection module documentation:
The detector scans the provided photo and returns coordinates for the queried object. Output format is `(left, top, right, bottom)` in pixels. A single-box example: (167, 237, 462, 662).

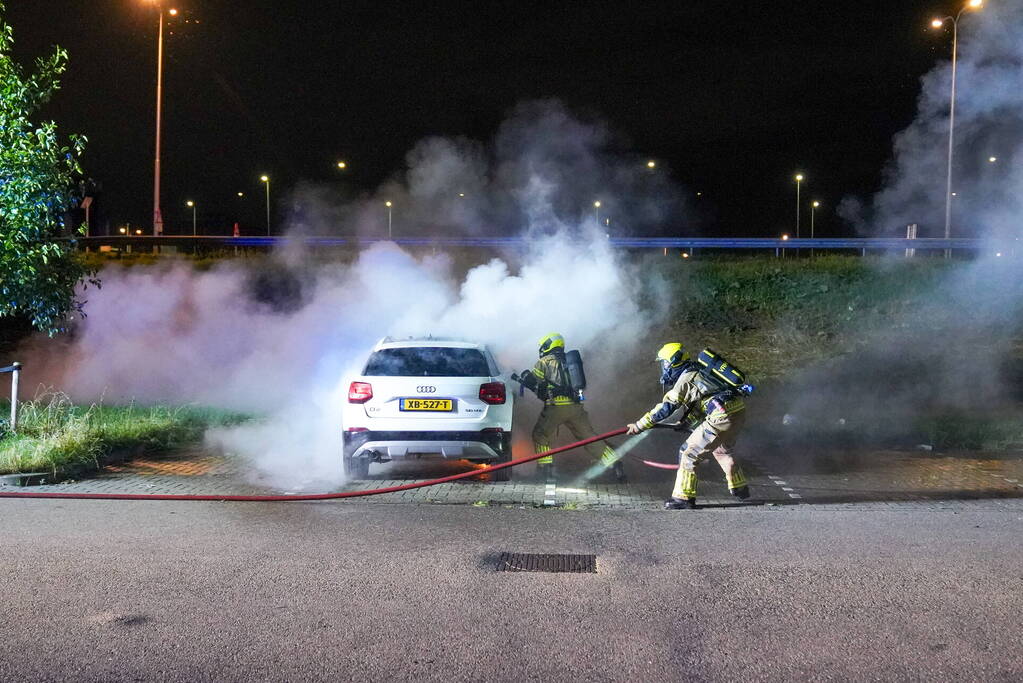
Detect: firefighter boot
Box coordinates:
(730, 485, 750, 500)
(664, 497, 697, 510)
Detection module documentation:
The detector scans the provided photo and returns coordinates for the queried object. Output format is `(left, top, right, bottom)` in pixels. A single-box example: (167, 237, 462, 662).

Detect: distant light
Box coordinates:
(989, 156, 997, 163)
(594, 201, 601, 208)
(169, 8, 178, 15)
(458, 193, 465, 197)
(696, 192, 703, 197)
(782, 234, 790, 241)
(135, 229, 143, 235)
(647, 160, 656, 169)
(186, 200, 194, 207)
(682, 252, 690, 259)
(812, 201, 820, 208)
(337, 161, 347, 169)
(795, 174, 804, 182)
(996, 252, 1002, 257)
(119, 227, 127, 235)
(952, 192, 958, 196)
(260, 175, 269, 182)
(237, 192, 244, 197)
(385, 201, 392, 207)
(969, 0, 983, 8)
(931, 18, 944, 28)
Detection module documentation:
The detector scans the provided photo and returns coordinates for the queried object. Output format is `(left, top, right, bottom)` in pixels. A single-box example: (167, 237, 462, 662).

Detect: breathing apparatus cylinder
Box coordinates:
(565, 350, 587, 401)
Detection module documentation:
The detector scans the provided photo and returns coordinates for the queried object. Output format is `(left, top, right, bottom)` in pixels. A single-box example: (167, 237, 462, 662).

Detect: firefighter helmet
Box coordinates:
(538, 333, 565, 356)
(656, 342, 690, 368)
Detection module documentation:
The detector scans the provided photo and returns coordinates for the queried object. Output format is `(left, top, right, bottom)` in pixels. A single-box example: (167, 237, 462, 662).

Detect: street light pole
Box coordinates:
(187, 200, 196, 235)
(260, 175, 270, 235)
(932, 0, 983, 257)
(794, 174, 804, 238)
(385, 201, 393, 239)
(594, 200, 601, 225)
(151, 7, 175, 236)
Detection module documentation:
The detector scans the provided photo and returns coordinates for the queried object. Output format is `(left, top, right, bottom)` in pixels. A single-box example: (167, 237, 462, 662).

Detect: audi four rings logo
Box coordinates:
(416, 386, 437, 393)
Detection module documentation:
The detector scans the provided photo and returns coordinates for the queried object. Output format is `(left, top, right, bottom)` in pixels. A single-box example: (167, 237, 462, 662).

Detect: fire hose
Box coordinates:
(0, 429, 629, 503)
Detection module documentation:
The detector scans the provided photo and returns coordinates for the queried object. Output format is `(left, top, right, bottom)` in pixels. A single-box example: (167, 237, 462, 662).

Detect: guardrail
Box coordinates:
(72, 235, 1012, 253)
(1, 362, 21, 431)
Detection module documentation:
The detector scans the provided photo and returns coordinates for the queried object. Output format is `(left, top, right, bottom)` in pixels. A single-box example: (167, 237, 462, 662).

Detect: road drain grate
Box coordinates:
(496, 552, 597, 573)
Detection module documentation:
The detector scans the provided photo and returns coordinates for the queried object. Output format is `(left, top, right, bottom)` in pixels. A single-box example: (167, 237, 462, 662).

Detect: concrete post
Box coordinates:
(9, 362, 21, 431)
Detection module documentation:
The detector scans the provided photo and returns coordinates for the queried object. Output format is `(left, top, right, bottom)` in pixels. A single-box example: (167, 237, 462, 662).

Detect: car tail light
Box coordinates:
(479, 381, 506, 405)
(481, 427, 504, 433)
(348, 382, 373, 403)
(346, 427, 368, 433)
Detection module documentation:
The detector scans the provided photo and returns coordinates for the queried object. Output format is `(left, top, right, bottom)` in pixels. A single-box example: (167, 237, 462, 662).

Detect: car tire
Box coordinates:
(343, 453, 370, 480)
(342, 436, 371, 480)
(491, 433, 513, 482)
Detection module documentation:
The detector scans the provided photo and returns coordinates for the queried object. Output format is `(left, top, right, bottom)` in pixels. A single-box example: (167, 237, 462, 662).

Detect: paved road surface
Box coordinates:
(1, 498, 1022, 681)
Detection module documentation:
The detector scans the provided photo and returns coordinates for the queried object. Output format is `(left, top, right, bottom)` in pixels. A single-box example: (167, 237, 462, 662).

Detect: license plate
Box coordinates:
(400, 398, 454, 412)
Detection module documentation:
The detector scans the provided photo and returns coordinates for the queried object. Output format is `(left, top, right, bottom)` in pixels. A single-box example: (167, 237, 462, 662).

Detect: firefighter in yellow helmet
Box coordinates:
(626, 342, 750, 509)
(515, 333, 623, 481)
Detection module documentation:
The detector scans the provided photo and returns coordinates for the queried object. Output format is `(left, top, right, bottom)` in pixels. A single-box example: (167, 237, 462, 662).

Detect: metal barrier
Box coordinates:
(70, 235, 1009, 253)
(1, 362, 21, 431)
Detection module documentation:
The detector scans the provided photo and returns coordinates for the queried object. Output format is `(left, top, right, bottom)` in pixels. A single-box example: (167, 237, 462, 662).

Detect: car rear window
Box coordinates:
(363, 347, 491, 377)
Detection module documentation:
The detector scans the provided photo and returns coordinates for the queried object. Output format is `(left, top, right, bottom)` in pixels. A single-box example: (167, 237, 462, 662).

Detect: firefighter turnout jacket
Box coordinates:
(634, 366, 746, 432)
(524, 351, 577, 406)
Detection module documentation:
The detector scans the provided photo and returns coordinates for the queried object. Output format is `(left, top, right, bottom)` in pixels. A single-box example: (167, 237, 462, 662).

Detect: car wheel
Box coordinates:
(491, 433, 513, 482)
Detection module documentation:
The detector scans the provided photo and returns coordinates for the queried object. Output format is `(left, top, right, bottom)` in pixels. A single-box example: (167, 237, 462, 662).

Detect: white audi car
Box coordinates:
(341, 338, 515, 480)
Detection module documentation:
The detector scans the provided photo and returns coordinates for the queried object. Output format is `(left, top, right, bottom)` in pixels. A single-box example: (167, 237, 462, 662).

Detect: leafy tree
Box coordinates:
(0, 0, 93, 334)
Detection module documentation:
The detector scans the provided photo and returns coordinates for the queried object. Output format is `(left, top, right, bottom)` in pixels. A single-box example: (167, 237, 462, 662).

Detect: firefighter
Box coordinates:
(516, 333, 624, 481)
(626, 342, 750, 509)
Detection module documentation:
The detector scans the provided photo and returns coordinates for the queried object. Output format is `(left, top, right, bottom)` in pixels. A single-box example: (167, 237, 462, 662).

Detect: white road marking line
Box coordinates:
(774, 481, 788, 486)
(768, 475, 781, 480)
(544, 482, 557, 506)
(782, 487, 794, 492)
(788, 493, 802, 499)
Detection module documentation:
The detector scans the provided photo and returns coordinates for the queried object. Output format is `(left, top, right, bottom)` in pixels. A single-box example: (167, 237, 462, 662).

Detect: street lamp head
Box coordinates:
(795, 174, 804, 182)
(812, 201, 820, 208)
(968, 0, 983, 8)
(931, 18, 945, 28)
(385, 201, 392, 208)
(168, 8, 178, 16)
(989, 156, 997, 163)
(135, 229, 143, 235)
(594, 201, 601, 208)
(646, 160, 656, 169)
(186, 200, 194, 207)
(782, 234, 790, 241)
(337, 161, 347, 169)
(119, 227, 127, 235)
(237, 192, 244, 197)
(260, 175, 269, 183)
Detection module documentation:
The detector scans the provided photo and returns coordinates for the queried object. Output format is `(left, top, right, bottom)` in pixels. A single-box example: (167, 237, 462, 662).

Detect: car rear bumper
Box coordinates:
(345, 430, 506, 461)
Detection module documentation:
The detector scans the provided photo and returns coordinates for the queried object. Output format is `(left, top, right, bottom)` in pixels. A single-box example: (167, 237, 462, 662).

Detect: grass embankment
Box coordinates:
(651, 255, 1023, 450)
(654, 255, 958, 377)
(0, 394, 248, 478)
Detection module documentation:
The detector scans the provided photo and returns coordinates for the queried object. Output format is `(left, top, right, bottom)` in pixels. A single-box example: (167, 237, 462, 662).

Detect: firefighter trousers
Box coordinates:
(532, 403, 617, 467)
(671, 410, 748, 500)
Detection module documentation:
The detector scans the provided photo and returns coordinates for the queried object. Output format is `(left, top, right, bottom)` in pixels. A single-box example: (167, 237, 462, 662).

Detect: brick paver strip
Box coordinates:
(8, 447, 1022, 511)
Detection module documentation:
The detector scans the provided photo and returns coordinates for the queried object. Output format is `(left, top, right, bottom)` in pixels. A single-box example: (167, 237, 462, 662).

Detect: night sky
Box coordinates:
(8, 1, 948, 237)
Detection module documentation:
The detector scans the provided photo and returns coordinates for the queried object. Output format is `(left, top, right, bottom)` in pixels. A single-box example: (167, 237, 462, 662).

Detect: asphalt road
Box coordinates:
(1, 499, 1022, 681)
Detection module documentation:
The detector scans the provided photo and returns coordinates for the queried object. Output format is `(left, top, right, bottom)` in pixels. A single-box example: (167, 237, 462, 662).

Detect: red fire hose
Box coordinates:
(0, 429, 628, 503)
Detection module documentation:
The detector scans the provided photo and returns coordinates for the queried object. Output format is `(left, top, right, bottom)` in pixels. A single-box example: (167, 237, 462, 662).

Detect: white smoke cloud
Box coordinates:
(841, 1, 1023, 239)
(17, 101, 679, 489)
(285, 99, 693, 238)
